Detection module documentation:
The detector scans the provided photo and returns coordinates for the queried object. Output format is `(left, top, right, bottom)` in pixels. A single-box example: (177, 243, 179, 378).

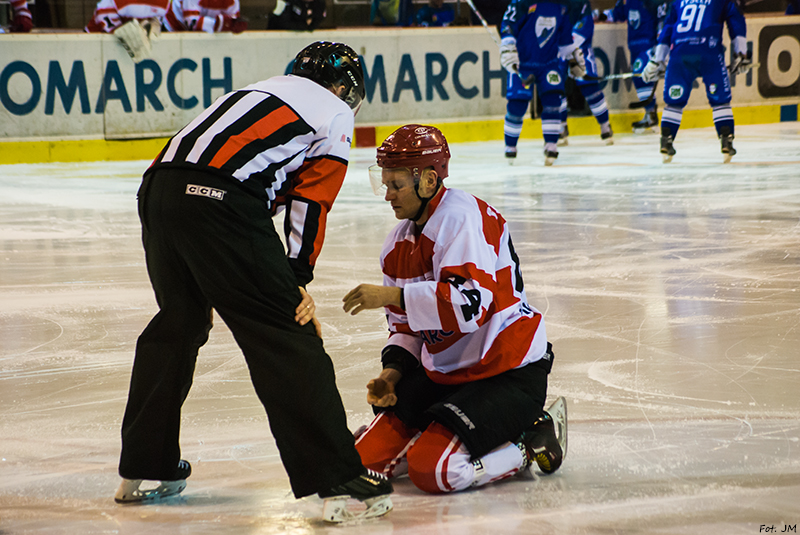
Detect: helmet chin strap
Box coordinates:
(410, 181, 441, 222)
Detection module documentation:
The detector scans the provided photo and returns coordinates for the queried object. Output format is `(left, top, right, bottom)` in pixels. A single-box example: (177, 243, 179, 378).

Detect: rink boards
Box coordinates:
(0, 17, 798, 162)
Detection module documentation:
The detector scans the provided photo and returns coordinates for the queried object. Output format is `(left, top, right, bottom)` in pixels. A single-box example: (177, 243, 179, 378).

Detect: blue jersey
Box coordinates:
(608, 0, 669, 50)
(500, 0, 576, 68)
(657, 0, 746, 55)
(568, 0, 596, 50)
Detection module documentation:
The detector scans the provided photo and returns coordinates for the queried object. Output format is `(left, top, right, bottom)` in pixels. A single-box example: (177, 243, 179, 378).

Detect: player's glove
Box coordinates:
(729, 50, 753, 76)
(220, 15, 248, 33)
(569, 47, 586, 79)
(10, 0, 33, 32)
(114, 19, 153, 62)
(641, 59, 665, 83)
(500, 38, 520, 73)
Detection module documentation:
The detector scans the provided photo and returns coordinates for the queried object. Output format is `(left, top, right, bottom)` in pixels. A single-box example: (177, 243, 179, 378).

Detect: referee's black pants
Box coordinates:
(118, 167, 363, 498)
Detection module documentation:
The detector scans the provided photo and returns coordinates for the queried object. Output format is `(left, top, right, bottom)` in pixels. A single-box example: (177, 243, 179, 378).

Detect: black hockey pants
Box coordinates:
(118, 167, 363, 498)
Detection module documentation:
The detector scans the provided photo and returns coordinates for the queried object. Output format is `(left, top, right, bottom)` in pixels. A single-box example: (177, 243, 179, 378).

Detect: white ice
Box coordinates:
(1, 123, 799, 534)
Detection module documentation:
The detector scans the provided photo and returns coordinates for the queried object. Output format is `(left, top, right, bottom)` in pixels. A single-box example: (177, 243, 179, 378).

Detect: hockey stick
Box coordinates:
(629, 80, 659, 109)
(579, 72, 640, 82)
(461, 0, 535, 89)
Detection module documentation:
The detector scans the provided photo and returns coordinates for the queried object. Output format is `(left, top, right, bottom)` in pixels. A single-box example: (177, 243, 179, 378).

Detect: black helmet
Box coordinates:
(292, 41, 366, 112)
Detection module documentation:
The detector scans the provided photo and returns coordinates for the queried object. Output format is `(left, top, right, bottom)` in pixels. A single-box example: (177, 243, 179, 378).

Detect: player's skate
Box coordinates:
(517, 396, 567, 476)
(319, 467, 393, 523)
(660, 131, 676, 163)
(504, 146, 517, 165)
(632, 110, 658, 134)
(600, 123, 614, 145)
(543, 143, 558, 167)
(719, 126, 736, 163)
(114, 459, 191, 503)
(558, 124, 569, 146)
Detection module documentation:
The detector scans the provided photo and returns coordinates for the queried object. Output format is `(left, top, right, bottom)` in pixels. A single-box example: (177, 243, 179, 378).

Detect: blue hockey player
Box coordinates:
(596, 0, 669, 132)
(500, 0, 586, 166)
(560, 0, 614, 146)
(642, 0, 750, 163)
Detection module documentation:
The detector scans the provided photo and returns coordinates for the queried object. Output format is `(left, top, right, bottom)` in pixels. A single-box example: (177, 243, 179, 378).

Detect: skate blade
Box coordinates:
(322, 495, 393, 523)
(546, 396, 568, 458)
(662, 153, 673, 164)
(604, 138, 614, 146)
(557, 138, 568, 146)
(633, 126, 656, 135)
(723, 153, 733, 164)
(114, 479, 187, 504)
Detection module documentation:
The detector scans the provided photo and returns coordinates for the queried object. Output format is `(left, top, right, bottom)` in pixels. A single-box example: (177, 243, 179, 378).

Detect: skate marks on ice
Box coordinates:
(1, 124, 800, 533)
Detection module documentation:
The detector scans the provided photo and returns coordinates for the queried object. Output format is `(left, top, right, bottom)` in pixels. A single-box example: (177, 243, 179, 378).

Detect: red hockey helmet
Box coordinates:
(369, 125, 450, 195)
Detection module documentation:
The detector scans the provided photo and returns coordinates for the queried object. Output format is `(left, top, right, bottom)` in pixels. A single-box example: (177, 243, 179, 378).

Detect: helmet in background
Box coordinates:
(376, 124, 450, 180)
(292, 41, 365, 112)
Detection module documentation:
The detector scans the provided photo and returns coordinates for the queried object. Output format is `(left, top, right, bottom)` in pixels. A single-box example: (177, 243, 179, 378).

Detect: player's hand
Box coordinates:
(641, 59, 664, 83)
(499, 41, 519, 73)
(295, 286, 322, 337)
(342, 284, 401, 315)
(729, 52, 752, 76)
(366, 378, 397, 406)
(569, 48, 586, 79)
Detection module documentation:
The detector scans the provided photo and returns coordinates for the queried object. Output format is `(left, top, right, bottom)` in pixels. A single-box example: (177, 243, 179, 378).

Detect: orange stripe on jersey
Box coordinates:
(290, 156, 347, 266)
(291, 157, 347, 212)
(208, 105, 300, 169)
(425, 313, 541, 385)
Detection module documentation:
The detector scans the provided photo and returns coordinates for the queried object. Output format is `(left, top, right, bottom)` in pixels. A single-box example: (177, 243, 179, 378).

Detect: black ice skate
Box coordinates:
(660, 131, 676, 163)
(518, 397, 568, 476)
(719, 126, 736, 164)
(601, 124, 614, 145)
(114, 459, 191, 503)
(544, 145, 558, 167)
(319, 467, 393, 523)
(632, 110, 658, 133)
(504, 146, 517, 165)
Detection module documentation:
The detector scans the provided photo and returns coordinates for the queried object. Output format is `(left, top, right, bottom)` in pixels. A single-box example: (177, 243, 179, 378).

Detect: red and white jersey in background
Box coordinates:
(381, 187, 549, 385)
(85, 0, 170, 32)
(163, 0, 239, 32)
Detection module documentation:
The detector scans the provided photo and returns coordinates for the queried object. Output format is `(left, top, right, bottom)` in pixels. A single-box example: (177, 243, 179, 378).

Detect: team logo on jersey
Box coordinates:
(185, 184, 226, 201)
(528, 4, 537, 13)
(669, 85, 684, 99)
(709, 83, 717, 94)
(628, 10, 641, 30)
(633, 58, 643, 72)
(535, 16, 557, 48)
(546, 70, 562, 85)
(340, 134, 352, 144)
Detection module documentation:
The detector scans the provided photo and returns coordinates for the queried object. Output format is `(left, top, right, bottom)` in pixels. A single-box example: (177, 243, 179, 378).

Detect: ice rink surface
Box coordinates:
(1, 123, 799, 534)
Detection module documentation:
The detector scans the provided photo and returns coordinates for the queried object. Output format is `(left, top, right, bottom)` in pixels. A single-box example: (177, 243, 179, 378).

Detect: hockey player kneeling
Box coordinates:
(342, 125, 567, 494)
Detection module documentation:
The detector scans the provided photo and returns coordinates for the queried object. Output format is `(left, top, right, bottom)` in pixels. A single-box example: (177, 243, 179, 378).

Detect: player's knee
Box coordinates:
(407, 423, 468, 494)
(506, 99, 528, 119)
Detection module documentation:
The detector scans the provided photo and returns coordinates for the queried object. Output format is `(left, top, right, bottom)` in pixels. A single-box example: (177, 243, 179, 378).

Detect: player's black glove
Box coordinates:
(729, 50, 753, 76)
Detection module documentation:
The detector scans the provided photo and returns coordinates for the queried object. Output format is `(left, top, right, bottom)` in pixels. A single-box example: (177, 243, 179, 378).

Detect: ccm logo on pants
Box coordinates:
(185, 184, 226, 201)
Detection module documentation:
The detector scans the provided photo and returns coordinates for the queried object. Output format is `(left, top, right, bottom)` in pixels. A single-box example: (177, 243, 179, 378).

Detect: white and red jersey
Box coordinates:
(381, 187, 548, 385)
(150, 75, 354, 286)
(163, 0, 240, 32)
(85, 0, 170, 32)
